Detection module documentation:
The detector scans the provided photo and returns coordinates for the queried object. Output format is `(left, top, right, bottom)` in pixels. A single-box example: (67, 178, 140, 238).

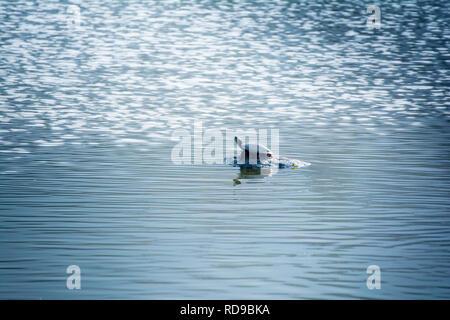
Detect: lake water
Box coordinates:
(0, 0, 449, 299)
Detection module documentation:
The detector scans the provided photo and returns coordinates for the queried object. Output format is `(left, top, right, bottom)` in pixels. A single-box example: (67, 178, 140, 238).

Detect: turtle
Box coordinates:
(233, 136, 310, 169)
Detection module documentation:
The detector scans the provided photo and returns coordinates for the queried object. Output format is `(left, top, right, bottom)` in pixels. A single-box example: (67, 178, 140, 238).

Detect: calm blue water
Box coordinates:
(0, 0, 449, 299)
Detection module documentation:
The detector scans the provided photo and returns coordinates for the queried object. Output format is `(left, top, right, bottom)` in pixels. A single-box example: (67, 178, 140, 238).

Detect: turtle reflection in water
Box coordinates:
(232, 166, 273, 185)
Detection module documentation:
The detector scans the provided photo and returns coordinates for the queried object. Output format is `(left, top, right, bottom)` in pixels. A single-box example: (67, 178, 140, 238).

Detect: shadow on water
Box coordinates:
(233, 167, 274, 185)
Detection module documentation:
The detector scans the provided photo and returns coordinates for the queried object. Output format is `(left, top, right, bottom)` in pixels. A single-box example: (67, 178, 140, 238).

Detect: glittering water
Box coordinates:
(0, 0, 449, 299)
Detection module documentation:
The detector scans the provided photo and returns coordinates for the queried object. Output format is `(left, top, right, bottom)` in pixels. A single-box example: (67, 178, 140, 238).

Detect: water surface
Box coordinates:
(0, 0, 449, 299)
